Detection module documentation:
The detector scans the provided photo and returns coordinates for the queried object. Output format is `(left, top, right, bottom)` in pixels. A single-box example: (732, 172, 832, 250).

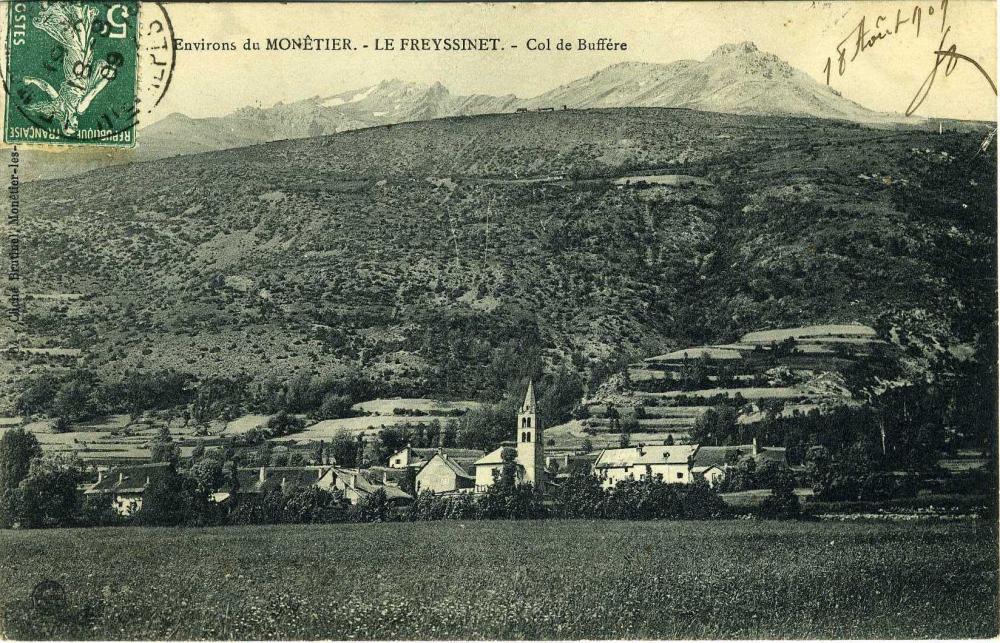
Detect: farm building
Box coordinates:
(691, 465, 726, 487)
(387, 446, 483, 470)
(692, 439, 788, 470)
(83, 462, 173, 515)
(415, 451, 476, 494)
(593, 445, 699, 489)
(317, 467, 413, 506)
(545, 451, 600, 478)
(474, 382, 545, 492)
(209, 466, 412, 506)
(211, 466, 334, 502)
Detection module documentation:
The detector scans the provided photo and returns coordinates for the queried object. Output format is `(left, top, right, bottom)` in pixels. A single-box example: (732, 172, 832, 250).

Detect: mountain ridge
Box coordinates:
(22, 41, 924, 181)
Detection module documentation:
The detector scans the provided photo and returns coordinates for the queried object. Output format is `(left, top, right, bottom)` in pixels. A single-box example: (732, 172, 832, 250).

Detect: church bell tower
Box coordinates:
(516, 380, 545, 490)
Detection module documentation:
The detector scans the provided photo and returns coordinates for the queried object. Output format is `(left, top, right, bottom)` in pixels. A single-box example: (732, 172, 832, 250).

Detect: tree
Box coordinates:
(317, 393, 353, 420)
(52, 378, 93, 423)
(758, 468, 801, 519)
(188, 456, 224, 495)
(553, 470, 606, 518)
(618, 431, 631, 448)
(328, 431, 357, 468)
(352, 488, 391, 522)
(581, 438, 593, 454)
(150, 425, 178, 464)
(0, 428, 42, 493)
(266, 410, 305, 438)
(5, 457, 84, 528)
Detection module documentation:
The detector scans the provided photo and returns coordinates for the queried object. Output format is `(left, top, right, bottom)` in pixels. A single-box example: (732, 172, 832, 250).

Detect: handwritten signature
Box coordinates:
(906, 26, 998, 116)
(823, 0, 996, 117)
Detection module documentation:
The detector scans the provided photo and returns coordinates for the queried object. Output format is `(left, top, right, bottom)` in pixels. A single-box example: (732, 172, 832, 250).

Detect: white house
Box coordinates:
(691, 464, 726, 488)
(415, 451, 475, 494)
(474, 381, 545, 492)
(593, 444, 699, 489)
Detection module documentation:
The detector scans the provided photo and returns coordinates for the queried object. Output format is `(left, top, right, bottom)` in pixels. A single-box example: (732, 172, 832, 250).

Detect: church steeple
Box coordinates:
(521, 380, 536, 414)
(516, 380, 544, 490)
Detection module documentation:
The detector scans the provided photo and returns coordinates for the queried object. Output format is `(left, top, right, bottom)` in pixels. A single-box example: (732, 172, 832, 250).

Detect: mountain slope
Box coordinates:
(9, 108, 995, 410)
(524, 43, 889, 122)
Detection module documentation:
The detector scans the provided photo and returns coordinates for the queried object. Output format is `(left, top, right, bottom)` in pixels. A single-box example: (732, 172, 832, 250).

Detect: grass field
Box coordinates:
(1, 520, 996, 640)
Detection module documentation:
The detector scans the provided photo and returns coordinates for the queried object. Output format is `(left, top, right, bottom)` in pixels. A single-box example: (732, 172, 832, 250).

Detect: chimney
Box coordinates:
(117, 472, 124, 484)
(752, 437, 759, 458)
(97, 470, 104, 483)
(259, 466, 266, 483)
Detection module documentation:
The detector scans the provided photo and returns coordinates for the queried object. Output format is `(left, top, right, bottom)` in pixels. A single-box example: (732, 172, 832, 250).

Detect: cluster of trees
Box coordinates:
(16, 370, 190, 424)
(13, 368, 381, 429)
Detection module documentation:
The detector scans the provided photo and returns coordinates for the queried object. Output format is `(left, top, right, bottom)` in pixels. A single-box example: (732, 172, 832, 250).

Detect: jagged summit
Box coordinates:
(709, 41, 760, 57)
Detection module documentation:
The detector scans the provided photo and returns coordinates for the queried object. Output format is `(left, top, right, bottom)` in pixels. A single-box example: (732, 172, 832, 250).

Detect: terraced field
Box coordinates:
(585, 324, 877, 442)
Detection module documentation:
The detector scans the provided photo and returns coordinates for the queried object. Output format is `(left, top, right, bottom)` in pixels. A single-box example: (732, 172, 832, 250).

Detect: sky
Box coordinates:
(147, 1, 997, 123)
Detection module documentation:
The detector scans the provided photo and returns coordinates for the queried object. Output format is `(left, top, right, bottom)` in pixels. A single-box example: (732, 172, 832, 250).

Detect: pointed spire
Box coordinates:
(521, 380, 536, 413)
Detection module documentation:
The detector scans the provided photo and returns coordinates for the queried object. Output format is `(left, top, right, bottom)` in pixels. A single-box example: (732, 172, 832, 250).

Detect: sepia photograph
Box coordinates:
(0, 0, 997, 639)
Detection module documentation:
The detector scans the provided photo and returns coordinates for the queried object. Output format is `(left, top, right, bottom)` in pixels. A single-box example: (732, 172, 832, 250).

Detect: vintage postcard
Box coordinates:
(0, 1, 996, 640)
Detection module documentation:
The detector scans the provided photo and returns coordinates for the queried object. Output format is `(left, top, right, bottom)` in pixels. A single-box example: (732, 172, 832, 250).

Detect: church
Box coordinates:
(473, 381, 545, 492)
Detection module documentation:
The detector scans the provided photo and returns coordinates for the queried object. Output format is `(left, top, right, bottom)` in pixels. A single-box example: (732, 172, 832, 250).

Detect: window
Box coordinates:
(525, 432, 531, 443)
(676, 472, 683, 479)
(395, 459, 401, 465)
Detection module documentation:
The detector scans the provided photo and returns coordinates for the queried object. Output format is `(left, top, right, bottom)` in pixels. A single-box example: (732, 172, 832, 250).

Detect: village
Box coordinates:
(80, 381, 782, 516)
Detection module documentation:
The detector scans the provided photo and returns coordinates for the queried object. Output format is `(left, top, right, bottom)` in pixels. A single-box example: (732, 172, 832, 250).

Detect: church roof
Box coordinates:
(521, 381, 536, 413)
(475, 446, 506, 466)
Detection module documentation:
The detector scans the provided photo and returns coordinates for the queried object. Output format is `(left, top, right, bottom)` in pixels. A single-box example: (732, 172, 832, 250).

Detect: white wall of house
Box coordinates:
(475, 464, 502, 492)
(416, 458, 462, 494)
(597, 462, 693, 489)
(388, 449, 411, 469)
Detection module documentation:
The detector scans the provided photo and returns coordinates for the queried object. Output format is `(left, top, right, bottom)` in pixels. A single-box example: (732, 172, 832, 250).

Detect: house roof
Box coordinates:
(220, 466, 332, 494)
(594, 445, 698, 468)
(418, 453, 474, 480)
(389, 447, 484, 467)
(474, 446, 506, 466)
(692, 445, 788, 468)
(410, 448, 483, 460)
(84, 462, 172, 495)
(326, 468, 413, 501)
(692, 465, 724, 474)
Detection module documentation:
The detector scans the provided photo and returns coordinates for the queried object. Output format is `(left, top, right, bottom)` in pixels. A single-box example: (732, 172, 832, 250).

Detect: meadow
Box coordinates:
(1, 520, 995, 639)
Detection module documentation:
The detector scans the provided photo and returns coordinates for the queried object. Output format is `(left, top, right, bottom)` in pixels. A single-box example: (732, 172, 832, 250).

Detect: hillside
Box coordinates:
(20, 42, 922, 182)
(5, 108, 996, 417)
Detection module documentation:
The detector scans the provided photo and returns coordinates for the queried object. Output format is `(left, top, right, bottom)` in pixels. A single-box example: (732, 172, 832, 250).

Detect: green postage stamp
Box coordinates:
(5, 1, 139, 146)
